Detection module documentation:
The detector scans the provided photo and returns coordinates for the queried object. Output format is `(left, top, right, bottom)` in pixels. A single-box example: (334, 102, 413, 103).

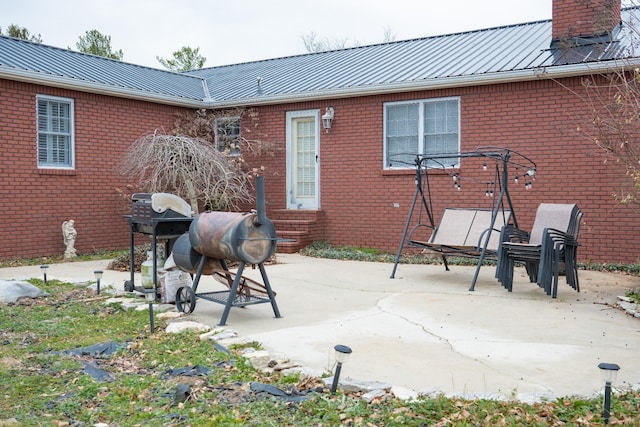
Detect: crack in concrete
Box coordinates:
(373, 292, 554, 395)
(375, 292, 455, 349)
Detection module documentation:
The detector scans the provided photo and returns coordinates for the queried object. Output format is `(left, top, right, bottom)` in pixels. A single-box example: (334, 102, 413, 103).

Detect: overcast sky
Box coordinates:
(3, 0, 552, 69)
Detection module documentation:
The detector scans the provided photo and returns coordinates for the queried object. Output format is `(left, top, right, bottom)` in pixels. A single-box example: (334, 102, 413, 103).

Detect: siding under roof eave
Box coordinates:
(0, 67, 208, 108)
(204, 59, 640, 109)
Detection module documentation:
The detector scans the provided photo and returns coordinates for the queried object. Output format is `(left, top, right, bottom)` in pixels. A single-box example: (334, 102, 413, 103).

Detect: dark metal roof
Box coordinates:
(189, 20, 554, 103)
(0, 35, 206, 102)
(190, 9, 638, 106)
(1, 8, 638, 108)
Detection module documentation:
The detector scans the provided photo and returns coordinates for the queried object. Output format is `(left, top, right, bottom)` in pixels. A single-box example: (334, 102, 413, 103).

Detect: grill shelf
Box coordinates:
(175, 258, 281, 326)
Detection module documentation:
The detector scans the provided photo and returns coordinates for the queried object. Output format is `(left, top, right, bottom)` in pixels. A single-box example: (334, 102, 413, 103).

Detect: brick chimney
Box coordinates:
(552, 0, 621, 41)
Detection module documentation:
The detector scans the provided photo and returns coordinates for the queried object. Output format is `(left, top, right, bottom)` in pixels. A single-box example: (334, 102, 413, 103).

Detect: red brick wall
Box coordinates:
(552, 0, 621, 39)
(2, 75, 638, 264)
(0, 79, 188, 260)
(246, 77, 638, 264)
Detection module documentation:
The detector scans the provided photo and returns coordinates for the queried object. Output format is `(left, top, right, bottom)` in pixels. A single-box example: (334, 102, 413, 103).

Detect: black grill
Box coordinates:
(124, 193, 194, 293)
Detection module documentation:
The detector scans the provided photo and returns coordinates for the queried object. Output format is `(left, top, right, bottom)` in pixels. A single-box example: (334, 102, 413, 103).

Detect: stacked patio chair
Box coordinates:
(495, 203, 582, 298)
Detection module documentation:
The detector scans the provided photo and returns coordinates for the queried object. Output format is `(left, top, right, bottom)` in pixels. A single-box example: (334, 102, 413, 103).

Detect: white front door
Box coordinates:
(286, 110, 319, 209)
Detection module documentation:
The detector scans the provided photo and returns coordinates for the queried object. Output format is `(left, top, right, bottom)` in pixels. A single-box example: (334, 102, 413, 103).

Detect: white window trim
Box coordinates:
(383, 96, 460, 170)
(285, 109, 320, 209)
(36, 94, 75, 170)
(214, 115, 241, 156)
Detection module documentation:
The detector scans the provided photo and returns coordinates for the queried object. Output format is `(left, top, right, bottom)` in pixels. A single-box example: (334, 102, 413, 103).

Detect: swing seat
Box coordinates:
(410, 208, 511, 258)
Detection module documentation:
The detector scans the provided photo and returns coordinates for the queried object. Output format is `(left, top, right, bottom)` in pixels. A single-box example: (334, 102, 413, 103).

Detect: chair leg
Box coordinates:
(551, 247, 560, 298)
(495, 247, 506, 283)
(566, 247, 580, 293)
(525, 261, 539, 283)
(505, 257, 514, 292)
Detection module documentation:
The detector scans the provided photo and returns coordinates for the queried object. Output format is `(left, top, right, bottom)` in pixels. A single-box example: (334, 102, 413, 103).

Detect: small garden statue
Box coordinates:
(62, 220, 77, 259)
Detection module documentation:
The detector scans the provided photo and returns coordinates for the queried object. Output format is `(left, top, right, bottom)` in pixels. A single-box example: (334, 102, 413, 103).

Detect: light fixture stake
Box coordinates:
(144, 288, 156, 333)
(94, 270, 103, 295)
(598, 362, 620, 424)
(330, 344, 352, 393)
(40, 265, 49, 284)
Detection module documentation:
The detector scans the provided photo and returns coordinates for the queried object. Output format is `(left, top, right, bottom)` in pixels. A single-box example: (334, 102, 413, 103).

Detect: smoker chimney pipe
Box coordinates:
(255, 176, 267, 226)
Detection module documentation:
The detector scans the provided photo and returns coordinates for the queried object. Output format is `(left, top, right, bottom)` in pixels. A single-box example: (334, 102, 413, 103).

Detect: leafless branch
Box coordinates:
(119, 131, 253, 212)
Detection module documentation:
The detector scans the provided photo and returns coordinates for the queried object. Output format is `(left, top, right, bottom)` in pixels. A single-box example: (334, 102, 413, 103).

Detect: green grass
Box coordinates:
(300, 241, 640, 275)
(626, 286, 640, 303)
(299, 241, 481, 265)
(1, 280, 639, 425)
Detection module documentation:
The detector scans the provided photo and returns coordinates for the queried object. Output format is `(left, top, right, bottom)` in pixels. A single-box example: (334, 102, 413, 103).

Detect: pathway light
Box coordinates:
(330, 344, 352, 393)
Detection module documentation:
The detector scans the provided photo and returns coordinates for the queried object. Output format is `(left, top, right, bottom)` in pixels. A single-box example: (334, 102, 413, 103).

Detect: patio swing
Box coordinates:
(389, 146, 537, 291)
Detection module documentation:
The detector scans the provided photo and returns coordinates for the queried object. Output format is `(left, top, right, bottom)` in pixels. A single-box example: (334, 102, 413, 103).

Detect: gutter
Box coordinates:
(207, 58, 640, 108)
(3, 58, 640, 110)
(0, 67, 206, 108)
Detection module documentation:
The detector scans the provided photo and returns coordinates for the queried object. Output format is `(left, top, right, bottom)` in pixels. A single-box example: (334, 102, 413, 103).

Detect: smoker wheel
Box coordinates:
(176, 286, 196, 314)
(124, 280, 134, 292)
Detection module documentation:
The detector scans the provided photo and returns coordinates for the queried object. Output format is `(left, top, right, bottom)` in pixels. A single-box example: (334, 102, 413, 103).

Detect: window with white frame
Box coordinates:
(215, 116, 241, 156)
(384, 97, 460, 169)
(37, 95, 74, 169)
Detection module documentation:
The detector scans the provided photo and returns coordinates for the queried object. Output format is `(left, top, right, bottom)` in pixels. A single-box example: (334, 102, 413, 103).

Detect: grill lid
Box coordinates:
(151, 193, 193, 217)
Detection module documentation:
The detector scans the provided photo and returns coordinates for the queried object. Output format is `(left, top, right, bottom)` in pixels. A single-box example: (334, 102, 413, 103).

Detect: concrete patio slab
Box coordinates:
(1, 253, 638, 401)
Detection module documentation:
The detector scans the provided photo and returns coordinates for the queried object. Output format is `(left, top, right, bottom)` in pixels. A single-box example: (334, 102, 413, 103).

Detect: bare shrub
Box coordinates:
(580, 70, 640, 208)
(119, 130, 253, 213)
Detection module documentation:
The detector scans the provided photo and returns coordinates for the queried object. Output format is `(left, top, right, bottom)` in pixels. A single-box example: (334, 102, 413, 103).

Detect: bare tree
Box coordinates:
(120, 131, 252, 213)
(172, 108, 275, 159)
(301, 28, 396, 53)
(571, 1, 640, 209)
(579, 71, 640, 208)
(301, 31, 351, 53)
(382, 27, 397, 43)
(120, 108, 275, 212)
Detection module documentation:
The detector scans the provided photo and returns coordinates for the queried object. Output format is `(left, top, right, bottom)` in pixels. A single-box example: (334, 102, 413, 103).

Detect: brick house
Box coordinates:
(0, 0, 638, 264)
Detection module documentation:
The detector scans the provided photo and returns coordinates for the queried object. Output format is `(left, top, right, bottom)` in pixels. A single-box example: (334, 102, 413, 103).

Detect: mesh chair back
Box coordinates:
(529, 204, 578, 245)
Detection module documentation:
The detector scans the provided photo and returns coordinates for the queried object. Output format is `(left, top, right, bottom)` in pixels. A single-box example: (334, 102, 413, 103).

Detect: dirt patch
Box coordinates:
(0, 356, 23, 370)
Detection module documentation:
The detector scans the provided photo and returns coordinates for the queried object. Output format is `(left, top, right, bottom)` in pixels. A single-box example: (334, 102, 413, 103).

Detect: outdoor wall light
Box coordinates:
(144, 288, 156, 333)
(598, 362, 620, 424)
(40, 265, 49, 284)
(94, 270, 103, 295)
(322, 107, 334, 132)
(330, 344, 352, 393)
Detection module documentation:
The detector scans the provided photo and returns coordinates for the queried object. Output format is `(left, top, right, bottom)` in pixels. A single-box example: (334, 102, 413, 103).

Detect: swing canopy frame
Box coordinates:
(389, 146, 537, 291)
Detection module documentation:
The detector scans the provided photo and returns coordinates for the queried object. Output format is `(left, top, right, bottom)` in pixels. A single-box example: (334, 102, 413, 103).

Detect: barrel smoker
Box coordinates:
(172, 176, 281, 326)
